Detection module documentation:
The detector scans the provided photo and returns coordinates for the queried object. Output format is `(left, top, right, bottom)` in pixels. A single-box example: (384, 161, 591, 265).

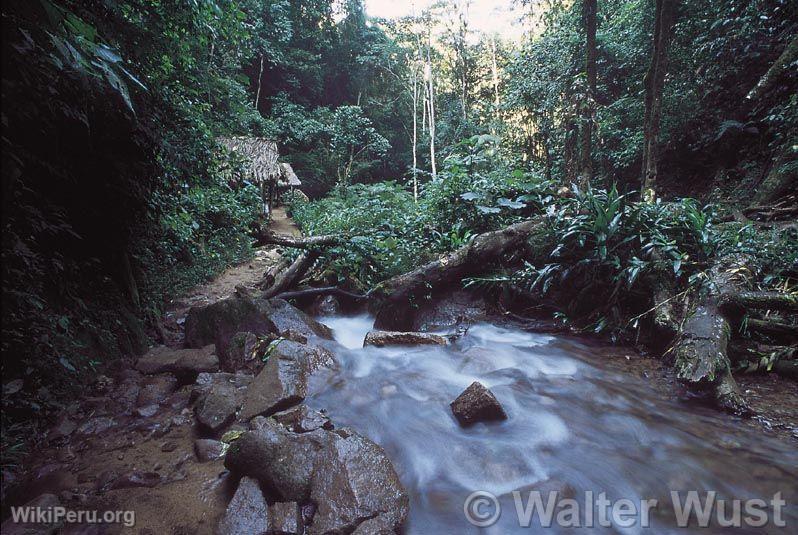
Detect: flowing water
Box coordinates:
(307, 314, 797, 533)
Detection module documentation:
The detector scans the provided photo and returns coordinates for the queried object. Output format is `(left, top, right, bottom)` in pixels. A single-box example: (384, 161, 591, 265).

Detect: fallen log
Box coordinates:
(257, 257, 292, 290)
(721, 291, 798, 313)
(746, 318, 798, 344)
(272, 286, 370, 302)
(256, 233, 344, 249)
(262, 251, 320, 299)
(670, 258, 751, 414)
(371, 218, 547, 330)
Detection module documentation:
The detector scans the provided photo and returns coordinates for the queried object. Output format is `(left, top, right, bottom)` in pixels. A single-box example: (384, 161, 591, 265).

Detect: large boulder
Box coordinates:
(270, 405, 333, 434)
(239, 341, 335, 420)
(412, 290, 489, 332)
(260, 299, 333, 340)
(309, 428, 408, 534)
(135, 345, 219, 379)
(225, 420, 330, 501)
(193, 372, 252, 434)
(224, 420, 408, 533)
(450, 381, 507, 426)
(184, 296, 278, 369)
(363, 330, 448, 347)
(195, 382, 240, 435)
(217, 476, 269, 535)
(184, 297, 332, 370)
(226, 332, 264, 374)
(268, 502, 303, 534)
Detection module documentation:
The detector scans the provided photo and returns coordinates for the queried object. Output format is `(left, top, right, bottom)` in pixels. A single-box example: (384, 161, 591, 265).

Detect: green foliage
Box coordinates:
(420, 135, 554, 233)
(292, 182, 426, 287)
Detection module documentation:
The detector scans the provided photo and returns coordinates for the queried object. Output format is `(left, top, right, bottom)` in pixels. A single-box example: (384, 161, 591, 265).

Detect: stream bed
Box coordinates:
(307, 314, 797, 533)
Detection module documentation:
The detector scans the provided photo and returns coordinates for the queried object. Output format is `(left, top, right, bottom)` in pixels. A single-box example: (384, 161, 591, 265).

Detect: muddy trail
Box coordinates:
(2, 211, 797, 534)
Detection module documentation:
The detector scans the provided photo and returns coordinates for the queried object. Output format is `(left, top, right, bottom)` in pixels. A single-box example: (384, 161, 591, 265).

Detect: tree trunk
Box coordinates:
(262, 251, 320, 299)
(426, 27, 437, 181)
(490, 35, 500, 124)
(750, 146, 798, 206)
(412, 64, 419, 202)
(745, 35, 798, 104)
(579, 0, 597, 186)
(564, 117, 579, 184)
(372, 218, 547, 330)
(255, 54, 264, 111)
(641, 0, 677, 198)
(255, 233, 343, 249)
(670, 257, 750, 414)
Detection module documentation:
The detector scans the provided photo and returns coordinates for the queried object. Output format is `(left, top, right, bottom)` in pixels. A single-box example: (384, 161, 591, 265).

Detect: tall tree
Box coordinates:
(641, 0, 677, 198)
(579, 0, 597, 186)
(425, 19, 438, 181)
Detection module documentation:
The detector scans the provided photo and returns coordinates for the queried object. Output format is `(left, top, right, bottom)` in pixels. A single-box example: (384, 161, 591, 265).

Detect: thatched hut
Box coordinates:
(219, 137, 302, 217)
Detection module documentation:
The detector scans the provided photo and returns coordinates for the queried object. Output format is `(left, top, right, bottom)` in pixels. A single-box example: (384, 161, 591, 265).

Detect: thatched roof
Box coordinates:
(219, 137, 280, 184)
(278, 162, 301, 187)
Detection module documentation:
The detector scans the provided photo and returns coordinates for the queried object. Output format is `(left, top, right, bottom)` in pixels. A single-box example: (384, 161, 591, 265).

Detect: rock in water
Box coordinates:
(450, 381, 507, 426)
(135, 345, 219, 378)
(217, 476, 269, 535)
(261, 298, 334, 340)
(311, 294, 341, 316)
(363, 330, 448, 347)
(239, 340, 335, 420)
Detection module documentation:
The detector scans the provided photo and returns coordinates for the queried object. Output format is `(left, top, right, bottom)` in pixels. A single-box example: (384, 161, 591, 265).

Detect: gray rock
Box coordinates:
(217, 476, 269, 535)
(308, 428, 408, 534)
(194, 439, 225, 462)
(107, 471, 161, 490)
(136, 345, 219, 378)
(195, 382, 242, 434)
(364, 330, 448, 347)
(76, 417, 116, 436)
(271, 405, 333, 433)
(226, 332, 263, 373)
(239, 341, 335, 420)
(450, 381, 507, 426)
(268, 502, 302, 534)
(47, 416, 77, 442)
(224, 420, 330, 501)
(224, 422, 408, 533)
(133, 404, 159, 418)
(137, 374, 178, 406)
(0, 494, 61, 535)
(184, 297, 278, 368)
(262, 299, 333, 340)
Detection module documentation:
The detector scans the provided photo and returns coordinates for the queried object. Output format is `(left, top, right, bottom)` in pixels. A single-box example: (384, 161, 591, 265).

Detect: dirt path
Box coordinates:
(0, 210, 308, 534)
(160, 208, 301, 346)
(269, 206, 301, 237)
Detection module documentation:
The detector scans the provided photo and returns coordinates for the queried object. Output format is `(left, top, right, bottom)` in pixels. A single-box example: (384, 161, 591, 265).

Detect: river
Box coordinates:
(307, 314, 797, 533)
